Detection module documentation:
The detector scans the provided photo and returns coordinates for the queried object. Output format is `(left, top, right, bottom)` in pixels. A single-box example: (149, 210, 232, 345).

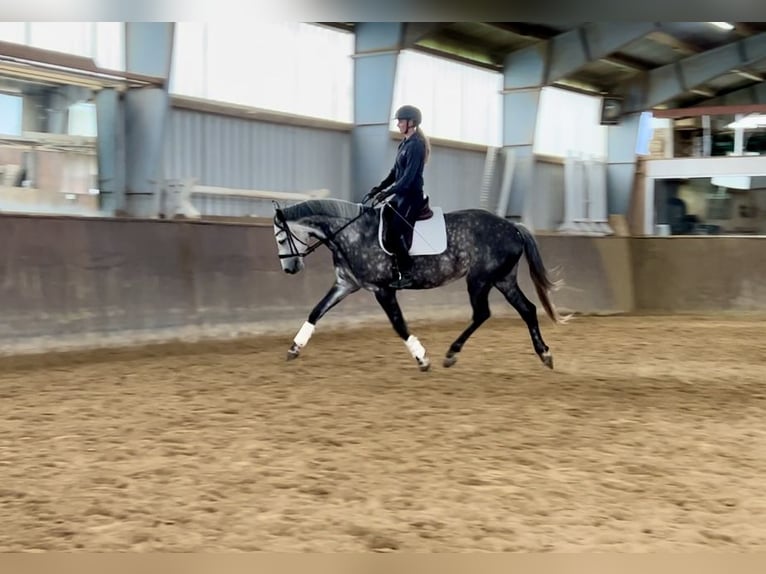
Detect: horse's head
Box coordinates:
(273, 206, 309, 274)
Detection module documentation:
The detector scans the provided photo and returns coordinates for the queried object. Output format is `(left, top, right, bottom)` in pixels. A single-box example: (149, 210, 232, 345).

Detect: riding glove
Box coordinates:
(375, 189, 393, 202)
(363, 186, 381, 202)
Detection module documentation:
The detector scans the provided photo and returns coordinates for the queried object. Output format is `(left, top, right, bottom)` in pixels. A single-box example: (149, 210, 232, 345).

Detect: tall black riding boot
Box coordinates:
(389, 245, 414, 290)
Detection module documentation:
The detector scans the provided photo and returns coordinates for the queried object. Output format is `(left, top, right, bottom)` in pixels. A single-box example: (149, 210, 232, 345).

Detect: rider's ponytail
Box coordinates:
(415, 127, 431, 164)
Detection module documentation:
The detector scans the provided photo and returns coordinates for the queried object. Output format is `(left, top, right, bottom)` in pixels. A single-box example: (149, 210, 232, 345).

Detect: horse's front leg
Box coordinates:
(374, 287, 430, 371)
(287, 280, 358, 360)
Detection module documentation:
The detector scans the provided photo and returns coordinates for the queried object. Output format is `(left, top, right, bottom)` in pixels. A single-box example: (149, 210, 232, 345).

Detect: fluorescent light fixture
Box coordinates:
(709, 22, 735, 30)
(727, 113, 766, 129)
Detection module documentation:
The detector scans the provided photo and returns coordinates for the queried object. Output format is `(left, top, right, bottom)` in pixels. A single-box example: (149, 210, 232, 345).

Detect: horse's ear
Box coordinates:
(272, 201, 284, 222)
(273, 202, 287, 225)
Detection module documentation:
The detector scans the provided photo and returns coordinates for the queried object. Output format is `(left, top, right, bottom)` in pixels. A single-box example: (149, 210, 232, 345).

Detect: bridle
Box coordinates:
(272, 201, 367, 260)
(273, 206, 313, 260)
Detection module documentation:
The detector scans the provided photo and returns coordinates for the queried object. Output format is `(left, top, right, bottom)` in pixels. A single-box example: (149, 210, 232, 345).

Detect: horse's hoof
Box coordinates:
(443, 354, 457, 368)
(286, 345, 300, 361)
(417, 358, 431, 372)
(541, 351, 553, 369)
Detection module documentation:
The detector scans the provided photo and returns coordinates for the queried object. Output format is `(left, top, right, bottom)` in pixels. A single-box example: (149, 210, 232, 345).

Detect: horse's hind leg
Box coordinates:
(494, 274, 553, 369)
(374, 288, 430, 371)
(443, 276, 492, 368)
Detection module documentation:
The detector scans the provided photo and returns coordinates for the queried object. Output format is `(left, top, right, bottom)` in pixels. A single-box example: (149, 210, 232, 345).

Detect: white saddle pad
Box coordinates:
(378, 206, 447, 256)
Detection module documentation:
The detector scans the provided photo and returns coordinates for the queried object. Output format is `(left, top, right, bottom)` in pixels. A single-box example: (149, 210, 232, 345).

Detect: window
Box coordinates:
(392, 50, 503, 146)
(0, 93, 23, 136)
(534, 86, 607, 159)
(0, 22, 123, 70)
(68, 102, 97, 137)
(170, 22, 354, 122)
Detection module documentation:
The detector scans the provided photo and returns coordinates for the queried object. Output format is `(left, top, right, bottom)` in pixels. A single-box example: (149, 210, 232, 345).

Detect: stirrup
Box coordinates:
(388, 270, 413, 289)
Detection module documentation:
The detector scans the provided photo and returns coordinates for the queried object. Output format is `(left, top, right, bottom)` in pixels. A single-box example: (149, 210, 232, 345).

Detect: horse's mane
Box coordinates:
(281, 198, 367, 222)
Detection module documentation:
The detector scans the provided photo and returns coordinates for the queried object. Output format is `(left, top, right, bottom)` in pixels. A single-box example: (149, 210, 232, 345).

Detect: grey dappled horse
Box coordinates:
(272, 198, 566, 371)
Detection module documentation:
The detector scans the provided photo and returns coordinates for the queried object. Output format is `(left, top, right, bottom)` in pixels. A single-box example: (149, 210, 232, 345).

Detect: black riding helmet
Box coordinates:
(394, 105, 422, 126)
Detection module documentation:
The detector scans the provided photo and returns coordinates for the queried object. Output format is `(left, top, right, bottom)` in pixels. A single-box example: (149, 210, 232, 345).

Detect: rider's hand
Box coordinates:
(363, 186, 381, 202)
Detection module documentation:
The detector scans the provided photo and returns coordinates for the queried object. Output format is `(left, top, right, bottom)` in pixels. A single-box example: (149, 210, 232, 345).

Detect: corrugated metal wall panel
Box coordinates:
(425, 144, 489, 213)
(164, 108, 352, 199)
(164, 107, 489, 217)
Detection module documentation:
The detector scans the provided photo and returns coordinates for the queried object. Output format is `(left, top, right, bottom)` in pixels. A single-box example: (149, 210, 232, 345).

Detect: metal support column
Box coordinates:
(95, 88, 125, 214)
(501, 45, 545, 225)
(123, 22, 174, 217)
(606, 112, 642, 216)
(47, 85, 92, 134)
(351, 23, 403, 202)
(46, 89, 70, 134)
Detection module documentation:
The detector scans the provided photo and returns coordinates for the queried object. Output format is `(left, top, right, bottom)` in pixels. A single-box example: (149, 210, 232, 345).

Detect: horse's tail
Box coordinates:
(515, 223, 569, 324)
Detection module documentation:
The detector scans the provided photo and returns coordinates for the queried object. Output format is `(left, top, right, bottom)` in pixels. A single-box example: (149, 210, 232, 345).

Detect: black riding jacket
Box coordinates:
(378, 133, 427, 207)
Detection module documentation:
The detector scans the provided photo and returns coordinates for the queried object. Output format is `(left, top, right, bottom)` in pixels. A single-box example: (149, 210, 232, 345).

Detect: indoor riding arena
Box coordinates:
(1, 216, 764, 553)
(3, 19, 766, 556)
